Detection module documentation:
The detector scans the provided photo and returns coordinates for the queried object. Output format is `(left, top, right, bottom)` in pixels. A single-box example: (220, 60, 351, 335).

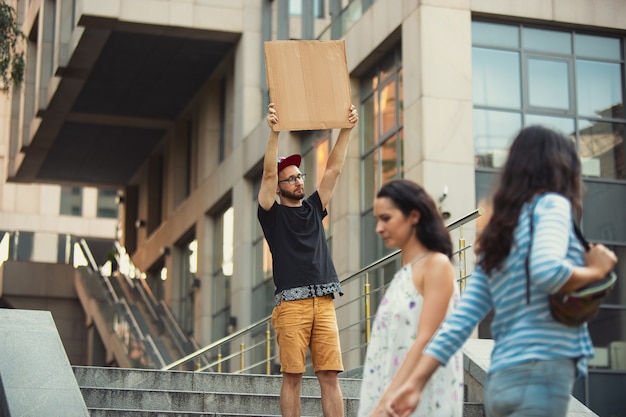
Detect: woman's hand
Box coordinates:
(585, 243, 618, 280)
(386, 383, 422, 417)
(367, 402, 390, 417)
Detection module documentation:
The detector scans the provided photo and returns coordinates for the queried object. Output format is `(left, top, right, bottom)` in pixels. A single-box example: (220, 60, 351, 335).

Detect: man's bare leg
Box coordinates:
(280, 372, 302, 417)
(317, 370, 344, 417)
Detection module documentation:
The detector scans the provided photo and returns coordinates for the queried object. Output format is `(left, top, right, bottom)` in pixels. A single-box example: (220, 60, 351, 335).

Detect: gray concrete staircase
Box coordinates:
(73, 366, 485, 417)
(74, 366, 361, 416)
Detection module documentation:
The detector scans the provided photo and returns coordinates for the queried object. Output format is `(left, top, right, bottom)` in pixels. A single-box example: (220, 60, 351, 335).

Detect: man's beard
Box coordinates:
(279, 186, 305, 202)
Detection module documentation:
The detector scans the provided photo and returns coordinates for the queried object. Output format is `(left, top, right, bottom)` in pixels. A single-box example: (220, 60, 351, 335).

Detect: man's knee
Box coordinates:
(316, 370, 340, 387)
(282, 372, 303, 388)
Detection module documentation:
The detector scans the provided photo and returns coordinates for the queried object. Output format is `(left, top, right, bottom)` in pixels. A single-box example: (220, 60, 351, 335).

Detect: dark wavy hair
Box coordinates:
(377, 179, 453, 259)
(477, 125, 583, 274)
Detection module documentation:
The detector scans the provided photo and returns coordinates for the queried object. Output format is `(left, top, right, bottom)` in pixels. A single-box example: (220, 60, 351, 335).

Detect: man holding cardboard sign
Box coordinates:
(257, 101, 358, 417)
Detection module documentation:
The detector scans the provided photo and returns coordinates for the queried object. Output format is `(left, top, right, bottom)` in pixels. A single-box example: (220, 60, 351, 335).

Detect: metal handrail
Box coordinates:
(162, 208, 483, 373)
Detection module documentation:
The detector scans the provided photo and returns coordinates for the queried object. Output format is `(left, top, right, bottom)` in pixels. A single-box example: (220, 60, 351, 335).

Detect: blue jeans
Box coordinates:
(484, 358, 576, 417)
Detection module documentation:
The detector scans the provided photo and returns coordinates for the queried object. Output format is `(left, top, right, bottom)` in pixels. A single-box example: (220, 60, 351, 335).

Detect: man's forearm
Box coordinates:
(326, 127, 353, 174)
(263, 130, 280, 177)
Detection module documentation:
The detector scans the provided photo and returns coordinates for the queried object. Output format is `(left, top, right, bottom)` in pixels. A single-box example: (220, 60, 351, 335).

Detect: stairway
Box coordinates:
(74, 366, 485, 417)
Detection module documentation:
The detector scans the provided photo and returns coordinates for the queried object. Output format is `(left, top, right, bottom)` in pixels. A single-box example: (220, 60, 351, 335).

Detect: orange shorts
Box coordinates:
(271, 294, 344, 374)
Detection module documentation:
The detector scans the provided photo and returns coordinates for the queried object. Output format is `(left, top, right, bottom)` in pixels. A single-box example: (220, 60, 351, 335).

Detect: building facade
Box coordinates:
(2, 0, 625, 414)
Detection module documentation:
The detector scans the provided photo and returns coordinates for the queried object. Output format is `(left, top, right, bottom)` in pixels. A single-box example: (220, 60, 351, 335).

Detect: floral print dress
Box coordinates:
(357, 262, 464, 417)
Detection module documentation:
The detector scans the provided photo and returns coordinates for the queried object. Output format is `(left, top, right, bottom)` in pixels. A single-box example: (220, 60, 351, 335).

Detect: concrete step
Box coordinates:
(79, 387, 358, 415)
(88, 411, 313, 417)
(75, 367, 360, 416)
(74, 366, 362, 397)
(74, 366, 484, 417)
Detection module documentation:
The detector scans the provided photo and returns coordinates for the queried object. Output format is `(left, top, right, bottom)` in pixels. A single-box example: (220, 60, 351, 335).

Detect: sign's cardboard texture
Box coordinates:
(264, 40, 352, 131)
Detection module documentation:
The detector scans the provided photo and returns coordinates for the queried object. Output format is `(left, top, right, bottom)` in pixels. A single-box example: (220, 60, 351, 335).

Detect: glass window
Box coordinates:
(381, 133, 402, 184)
(380, 80, 399, 136)
(527, 58, 570, 110)
(576, 60, 623, 119)
(212, 205, 233, 340)
(577, 121, 625, 179)
(472, 21, 519, 49)
(473, 109, 522, 168)
(178, 239, 197, 336)
(301, 130, 331, 231)
(60, 186, 82, 216)
(575, 34, 621, 60)
(582, 176, 626, 243)
(360, 46, 403, 267)
(97, 189, 118, 219)
(474, 24, 626, 413)
(472, 21, 625, 180)
(361, 94, 377, 151)
(252, 177, 274, 320)
(523, 27, 572, 54)
(14, 231, 34, 261)
(252, 178, 272, 288)
(289, 0, 323, 18)
(472, 48, 521, 108)
(524, 114, 575, 136)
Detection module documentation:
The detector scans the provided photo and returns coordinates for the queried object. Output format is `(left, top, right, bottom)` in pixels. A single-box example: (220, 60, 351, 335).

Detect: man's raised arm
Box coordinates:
(317, 104, 358, 208)
(258, 103, 280, 211)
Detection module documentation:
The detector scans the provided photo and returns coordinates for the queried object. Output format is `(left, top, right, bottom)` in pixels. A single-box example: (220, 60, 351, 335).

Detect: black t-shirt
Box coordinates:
(257, 191, 339, 294)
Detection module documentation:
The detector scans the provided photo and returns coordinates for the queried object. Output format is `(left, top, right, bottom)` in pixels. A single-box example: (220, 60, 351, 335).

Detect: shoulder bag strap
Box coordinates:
(525, 201, 535, 305)
(572, 222, 590, 251)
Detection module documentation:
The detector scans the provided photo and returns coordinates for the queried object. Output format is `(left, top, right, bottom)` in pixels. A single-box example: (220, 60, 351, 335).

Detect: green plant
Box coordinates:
(0, 1, 25, 87)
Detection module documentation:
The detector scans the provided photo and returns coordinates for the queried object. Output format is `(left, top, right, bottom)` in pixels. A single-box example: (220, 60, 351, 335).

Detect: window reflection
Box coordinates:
(381, 134, 401, 184)
(359, 46, 403, 267)
(473, 109, 521, 168)
(362, 95, 377, 151)
(473, 48, 521, 108)
(575, 34, 621, 60)
(380, 80, 397, 135)
(472, 22, 625, 180)
(524, 115, 574, 137)
(361, 149, 378, 208)
(578, 121, 625, 179)
(523, 27, 571, 54)
(60, 186, 82, 216)
(528, 58, 570, 110)
(289, 0, 323, 18)
(576, 60, 623, 119)
(472, 21, 519, 48)
(97, 189, 118, 219)
(582, 181, 626, 242)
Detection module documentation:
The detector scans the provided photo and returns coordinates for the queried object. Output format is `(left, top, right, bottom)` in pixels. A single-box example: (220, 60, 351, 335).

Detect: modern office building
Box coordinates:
(1, 77, 119, 365)
(1, 0, 625, 415)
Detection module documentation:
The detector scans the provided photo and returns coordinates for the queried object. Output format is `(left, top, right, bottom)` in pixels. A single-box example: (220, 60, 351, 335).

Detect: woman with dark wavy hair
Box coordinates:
(387, 126, 618, 417)
(358, 179, 463, 417)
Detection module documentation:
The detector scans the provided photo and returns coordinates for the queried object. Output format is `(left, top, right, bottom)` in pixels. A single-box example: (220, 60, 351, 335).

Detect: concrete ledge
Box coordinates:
(462, 338, 598, 417)
(0, 309, 89, 417)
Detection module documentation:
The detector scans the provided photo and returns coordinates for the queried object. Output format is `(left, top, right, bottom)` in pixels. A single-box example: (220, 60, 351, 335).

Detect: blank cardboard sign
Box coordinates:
(264, 40, 352, 131)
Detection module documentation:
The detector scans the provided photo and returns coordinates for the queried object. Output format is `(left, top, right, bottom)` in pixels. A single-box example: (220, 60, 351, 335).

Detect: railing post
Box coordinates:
(364, 272, 371, 343)
(458, 225, 467, 293)
(217, 349, 222, 373)
(265, 322, 271, 375)
(240, 342, 245, 372)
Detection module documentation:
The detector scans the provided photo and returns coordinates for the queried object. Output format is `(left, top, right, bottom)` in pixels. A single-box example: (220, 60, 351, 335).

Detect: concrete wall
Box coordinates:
(0, 261, 88, 365)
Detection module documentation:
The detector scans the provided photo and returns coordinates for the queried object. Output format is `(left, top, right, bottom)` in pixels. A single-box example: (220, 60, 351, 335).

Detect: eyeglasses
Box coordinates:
(278, 173, 306, 185)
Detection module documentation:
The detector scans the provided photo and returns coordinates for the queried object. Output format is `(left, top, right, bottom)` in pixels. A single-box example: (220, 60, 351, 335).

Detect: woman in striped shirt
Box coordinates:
(386, 125, 618, 417)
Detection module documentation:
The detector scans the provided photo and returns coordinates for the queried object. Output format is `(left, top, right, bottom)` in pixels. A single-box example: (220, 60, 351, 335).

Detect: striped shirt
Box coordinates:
(425, 193, 594, 377)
